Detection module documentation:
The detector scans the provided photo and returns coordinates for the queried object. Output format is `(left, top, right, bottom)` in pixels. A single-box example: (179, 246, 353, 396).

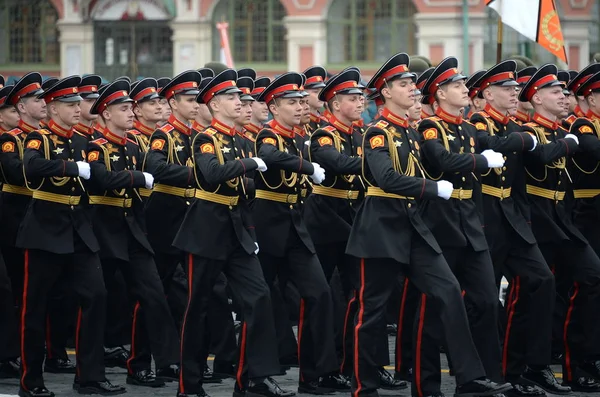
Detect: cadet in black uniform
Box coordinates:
(345, 52, 512, 397)
(303, 66, 328, 133)
(18, 75, 124, 397)
(253, 73, 339, 394)
(73, 75, 102, 140)
(173, 69, 290, 397)
(87, 80, 180, 388)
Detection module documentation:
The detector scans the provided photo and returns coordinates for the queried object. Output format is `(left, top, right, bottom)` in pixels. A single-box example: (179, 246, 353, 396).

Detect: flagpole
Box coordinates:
(496, 16, 503, 63)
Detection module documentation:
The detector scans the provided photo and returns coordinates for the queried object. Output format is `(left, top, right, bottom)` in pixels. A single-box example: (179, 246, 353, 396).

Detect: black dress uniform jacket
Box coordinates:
(173, 121, 259, 260)
(87, 129, 152, 260)
(252, 120, 316, 256)
(17, 120, 99, 254)
(522, 114, 582, 244)
(346, 108, 441, 263)
(304, 115, 362, 243)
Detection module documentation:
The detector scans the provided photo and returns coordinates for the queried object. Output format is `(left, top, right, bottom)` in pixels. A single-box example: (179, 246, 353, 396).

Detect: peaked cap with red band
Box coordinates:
(237, 76, 256, 101)
(318, 68, 363, 102)
(302, 66, 327, 89)
(39, 75, 83, 104)
(160, 70, 202, 101)
(0, 85, 14, 109)
(421, 57, 466, 99)
(466, 69, 487, 99)
(130, 78, 160, 103)
(257, 72, 304, 104)
(478, 60, 519, 90)
(90, 79, 133, 115)
(251, 76, 271, 99)
(519, 63, 563, 102)
(237, 68, 257, 81)
(557, 70, 571, 95)
(41, 78, 59, 92)
(578, 70, 600, 98)
(79, 75, 102, 99)
(6, 72, 44, 106)
(367, 53, 415, 92)
(516, 66, 537, 87)
(571, 63, 600, 96)
(196, 69, 241, 104)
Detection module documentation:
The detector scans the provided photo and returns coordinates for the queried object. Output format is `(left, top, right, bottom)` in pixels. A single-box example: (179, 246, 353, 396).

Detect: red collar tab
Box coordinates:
(310, 113, 321, 123)
(480, 71, 516, 89)
(381, 107, 409, 128)
(265, 83, 300, 104)
(133, 120, 155, 136)
(586, 110, 600, 121)
(524, 74, 559, 101)
(211, 118, 235, 136)
(353, 119, 364, 128)
(430, 68, 459, 96)
(435, 106, 462, 125)
(191, 120, 205, 132)
(99, 90, 129, 112)
(270, 119, 295, 138)
(202, 80, 236, 104)
(328, 114, 352, 134)
(293, 126, 304, 136)
(133, 86, 158, 102)
(574, 105, 586, 118)
(11, 83, 42, 105)
(484, 103, 511, 125)
(421, 108, 433, 119)
(324, 81, 360, 101)
(168, 114, 191, 136)
(18, 119, 38, 133)
(532, 113, 558, 130)
(515, 109, 530, 123)
(103, 127, 127, 146)
(166, 81, 199, 100)
(74, 123, 93, 136)
(48, 119, 73, 138)
(244, 123, 261, 134)
(375, 64, 410, 91)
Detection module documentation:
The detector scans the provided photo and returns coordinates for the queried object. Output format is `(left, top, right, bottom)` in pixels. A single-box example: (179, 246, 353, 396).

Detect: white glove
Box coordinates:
(254, 242, 259, 255)
(481, 149, 505, 168)
(76, 161, 90, 180)
(436, 180, 454, 200)
(305, 140, 310, 147)
(564, 133, 579, 145)
(528, 133, 538, 151)
(143, 172, 154, 189)
(251, 157, 268, 172)
(310, 162, 326, 184)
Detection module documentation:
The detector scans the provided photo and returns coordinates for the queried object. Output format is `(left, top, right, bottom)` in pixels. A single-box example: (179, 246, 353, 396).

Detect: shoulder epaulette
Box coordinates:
(74, 130, 87, 138)
(203, 127, 217, 136)
(464, 120, 475, 127)
(128, 129, 140, 135)
(244, 132, 256, 142)
(37, 128, 51, 135)
(429, 116, 441, 122)
(374, 120, 389, 129)
(91, 138, 108, 145)
(159, 123, 174, 133)
(126, 138, 138, 145)
(6, 128, 21, 136)
(321, 125, 336, 133)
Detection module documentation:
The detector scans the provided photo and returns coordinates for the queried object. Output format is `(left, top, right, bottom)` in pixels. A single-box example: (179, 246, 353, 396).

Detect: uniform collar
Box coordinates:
(328, 113, 352, 134)
(532, 112, 558, 130)
(103, 127, 128, 146)
(310, 112, 321, 124)
(168, 114, 191, 136)
(381, 107, 409, 128)
(353, 119, 364, 128)
(133, 119, 155, 136)
(39, 119, 48, 128)
(421, 108, 433, 119)
(18, 119, 38, 133)
(73, 123, 94, 136)
(47, 119, 73, 138)
(435, 106, 462, 125)
(587, 109, 600, 121)
(244, 122, 261, 134)
(515, 109, 530, 123)
(574, 105, 586, 118)
(293, 126, 305, 137)
(211, 118, 236, 136)
(191, 120, 205, 132)
(484, 103, 511, 125)
(270, 119, 295, 138)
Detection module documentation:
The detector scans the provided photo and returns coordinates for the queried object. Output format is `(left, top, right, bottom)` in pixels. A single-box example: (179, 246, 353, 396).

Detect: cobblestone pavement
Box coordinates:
(0, 336, 596, 397)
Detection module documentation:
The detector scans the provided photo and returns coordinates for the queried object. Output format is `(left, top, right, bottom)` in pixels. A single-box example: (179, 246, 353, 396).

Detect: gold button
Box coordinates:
(74, 177, 78, 181)
(300, 200, 304, 204)
(349, 202, 353, 206)
(71, 187, 75, 192)
(186, 201, 190, 205)
(289, 205, 293, 209)
(228, 205, 233, 210)
(407, 203, 412, 208)
(70, 205, 74, 210)
(412, 150, 415, 154)
(409, 140, 413, 143)
(470, 148, 475, 153)
(558, 181, 562, 185)
(124, 147, 128, 151)
(503, 156, 507, 160)
(350, 184, 354, 188)
(68, 140, 72, 144)
(502, 176, 506, 181)
(461, 135, 465, 140)
(502, 166, 507, 171)
(462, 176, 466, 182)
(458, 126, 462, 130)
(125, 194, 129, 198)
(124, 212, 128, 216)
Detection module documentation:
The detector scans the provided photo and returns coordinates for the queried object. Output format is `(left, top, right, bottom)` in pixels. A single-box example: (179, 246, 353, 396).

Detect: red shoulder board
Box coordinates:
(126, 138, 138, 145)
(91, 138, 108, 145)
(374, 120, 389, 129)
(37, 128, 51, 135)
(202, 127, 217, 136)
(6, 128, 21, 136)
(322, 126, 336, 133)
(244, 132, 256, 142)
(128, 129, 140, 135)
(159, 123, 174, 133)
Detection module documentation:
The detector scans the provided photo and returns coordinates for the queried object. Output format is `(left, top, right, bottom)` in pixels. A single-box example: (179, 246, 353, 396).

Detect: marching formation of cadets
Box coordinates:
(4, 52, 600, 397)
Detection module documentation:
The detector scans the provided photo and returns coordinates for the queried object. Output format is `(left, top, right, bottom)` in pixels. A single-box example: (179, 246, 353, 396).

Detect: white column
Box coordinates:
(58, 22, 95, 77)
(561, 17, 592, 69)
(283, 15, 327, 71)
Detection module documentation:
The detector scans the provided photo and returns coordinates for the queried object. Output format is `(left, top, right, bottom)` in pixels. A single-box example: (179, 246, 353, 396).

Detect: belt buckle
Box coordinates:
(69, 196, 78, 206)
(554, 191, 560, 201)
(185, 188, 195, 198)
(499, 187, 505, 200)
(286, 194, 295, 204)
(346, 190, 353, 199)
(229, 196, 237, 206)
(458, 188, 464, 200)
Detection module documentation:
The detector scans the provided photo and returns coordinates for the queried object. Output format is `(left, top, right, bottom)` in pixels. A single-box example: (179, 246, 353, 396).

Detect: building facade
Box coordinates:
(0, 0, 597, 81)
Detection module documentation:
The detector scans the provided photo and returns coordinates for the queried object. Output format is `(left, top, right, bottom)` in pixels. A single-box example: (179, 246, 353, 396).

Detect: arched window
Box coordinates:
(483, 5, 562, 67)
(212, 0, 287, 66)
(327, 0, 417, 66)
(0, 0, 60, 65)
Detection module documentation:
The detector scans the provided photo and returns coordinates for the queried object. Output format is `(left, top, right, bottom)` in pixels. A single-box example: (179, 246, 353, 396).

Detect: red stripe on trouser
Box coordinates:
(502, 276, 520, 377)
(415, 294, 427, 397)
(563, 282, 579, 382)
(179, 253, 194, 394)
(395, 278, 410, 371)
(126, 302, 141, 374)
(236, 322, 248, 388)
(298, 298, 305, 382)
(75, 307, 82, 377)
(45, 315, 52, 359)
(340, 294, 356, 373)
(352, 259, 366, 397)
(20, 250, 30, 391)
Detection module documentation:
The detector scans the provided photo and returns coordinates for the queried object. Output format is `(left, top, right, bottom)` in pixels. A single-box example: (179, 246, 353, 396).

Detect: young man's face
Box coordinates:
(484, 85, 518, 114)
(306, 88, 323, 110)
(408, 95, 422, 121)
(532, 86, 565, 118)
(135, 99, 163, 123)
(18, 96, 47, 121)
(170, 95, 198, 120)
(382, 78, 416, 110)
(437, 80, 469, 109)
(299, 97, 311, 125)
(210, 93, 242, 121)
(0, 106, 20, 129)
(104, 102, 134, 130)
(159, 98, 171, 120)
(333, 94, 364, 122)
(251, 100, 269, 123)
(270, 98, 303, 127)
(234, 100, 253, 126)
(196, 103, 212, 124)
(80, 98, 98, 122)
(51, 101, 81, 127)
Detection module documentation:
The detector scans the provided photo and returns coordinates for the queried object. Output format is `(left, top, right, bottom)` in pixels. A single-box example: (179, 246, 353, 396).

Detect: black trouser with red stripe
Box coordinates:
(19, 241, 106, 391)
(270, 280, 299, 364)
(351, 235, 486, 397)
(412, 246, 501, 397)
(0, 252, 19, 361)
(99, 237, 179, 375)
(209, 273, 238, 365)
(487, 225, 555, 379)
(259, 237, 338, 383)
(537, 240, 600, 383)
(103, 268, 132, 349)
(179, 247, 279, 395)
(393, 276, 418, 379)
